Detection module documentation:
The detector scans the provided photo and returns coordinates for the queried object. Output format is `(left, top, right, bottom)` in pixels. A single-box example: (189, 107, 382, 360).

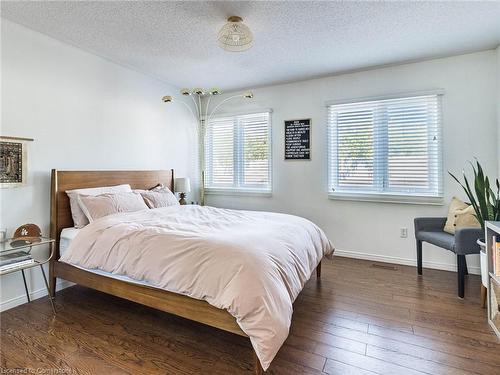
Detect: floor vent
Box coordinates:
(371, 263, 398, 271)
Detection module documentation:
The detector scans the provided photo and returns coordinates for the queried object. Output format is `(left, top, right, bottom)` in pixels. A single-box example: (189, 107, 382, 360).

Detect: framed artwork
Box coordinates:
(284, 119, 311, 160)
(0, 136, 33, 188)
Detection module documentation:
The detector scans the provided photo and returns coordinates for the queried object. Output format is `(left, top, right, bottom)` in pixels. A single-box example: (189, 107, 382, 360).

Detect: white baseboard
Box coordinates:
(333, 249, 481, 275)
(0, 279, 74, 312)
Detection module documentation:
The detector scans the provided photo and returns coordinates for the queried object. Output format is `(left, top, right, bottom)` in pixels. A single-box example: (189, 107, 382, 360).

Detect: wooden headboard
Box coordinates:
(50, 169, 174, 257)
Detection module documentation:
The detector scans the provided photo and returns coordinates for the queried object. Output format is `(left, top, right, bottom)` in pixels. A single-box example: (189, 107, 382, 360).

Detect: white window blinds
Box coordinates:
(205, 111, 272, 193)
(328, 94, 442, 201)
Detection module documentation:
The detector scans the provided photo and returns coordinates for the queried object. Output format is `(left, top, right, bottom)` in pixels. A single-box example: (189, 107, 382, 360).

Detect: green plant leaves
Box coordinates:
(449, 159, 500, 230)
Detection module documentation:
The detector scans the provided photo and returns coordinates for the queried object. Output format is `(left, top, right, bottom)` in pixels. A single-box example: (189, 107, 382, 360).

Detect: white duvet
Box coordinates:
(61, 205, 334, 369)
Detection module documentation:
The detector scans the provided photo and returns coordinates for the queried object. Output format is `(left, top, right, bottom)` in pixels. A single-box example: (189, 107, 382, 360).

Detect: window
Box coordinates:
(327, 93, 443, 203)
(205, 111, 272, 194)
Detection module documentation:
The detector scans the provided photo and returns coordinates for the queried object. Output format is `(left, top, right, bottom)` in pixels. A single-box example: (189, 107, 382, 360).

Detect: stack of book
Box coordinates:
(0, 251, 34, 272)
(493, 235, 500, 277)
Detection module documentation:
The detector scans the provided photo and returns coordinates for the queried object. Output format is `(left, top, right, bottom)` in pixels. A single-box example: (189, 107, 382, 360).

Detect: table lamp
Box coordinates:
(175, 177, 191, 205)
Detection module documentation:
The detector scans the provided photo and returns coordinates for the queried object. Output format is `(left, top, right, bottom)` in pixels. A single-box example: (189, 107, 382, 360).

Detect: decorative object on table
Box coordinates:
(449, 159, 500, 305)
(0, 136, 34, 188)
(12, 223, 42, 245)
(217, 16, 253, 52)
(175, 177, 191, 205)
(284, 119, 311, 160)
(162, 88, 254, 206)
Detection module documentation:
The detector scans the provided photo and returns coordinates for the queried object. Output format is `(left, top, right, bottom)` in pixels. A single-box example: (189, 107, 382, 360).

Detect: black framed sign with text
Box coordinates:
(284, 119, 311, 160)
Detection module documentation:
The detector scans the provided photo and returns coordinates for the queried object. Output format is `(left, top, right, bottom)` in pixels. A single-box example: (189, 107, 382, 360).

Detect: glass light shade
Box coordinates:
(175, 177, 191, 193)
(218, 16, 253, 52)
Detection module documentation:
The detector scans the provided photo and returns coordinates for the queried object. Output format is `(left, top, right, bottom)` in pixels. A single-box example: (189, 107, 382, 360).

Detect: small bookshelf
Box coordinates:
(486, 221, 500, 339)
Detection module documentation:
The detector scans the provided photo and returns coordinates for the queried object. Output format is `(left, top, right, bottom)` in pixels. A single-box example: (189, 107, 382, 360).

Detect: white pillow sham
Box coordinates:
(135, 186, 179, 208)
(77, 192, 148, 222)
(66, 184, 132, 228)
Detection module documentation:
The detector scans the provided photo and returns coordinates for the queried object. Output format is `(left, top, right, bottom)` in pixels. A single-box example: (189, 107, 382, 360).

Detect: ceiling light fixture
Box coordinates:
(217, 16, 253, 52)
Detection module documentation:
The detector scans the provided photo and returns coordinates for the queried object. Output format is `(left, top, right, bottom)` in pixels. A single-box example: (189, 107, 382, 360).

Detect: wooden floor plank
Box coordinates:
(315, 342, 427, 375)
(323, 358, 381, 375)
(367, 324, 500, 366)
(1, 257, 497, 374)
(365, 345, 477, 375)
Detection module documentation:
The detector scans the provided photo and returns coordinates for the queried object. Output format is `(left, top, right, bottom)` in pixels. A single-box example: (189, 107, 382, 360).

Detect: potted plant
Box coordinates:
(450, 160, 500, 290)
(449, 160, 500, 237)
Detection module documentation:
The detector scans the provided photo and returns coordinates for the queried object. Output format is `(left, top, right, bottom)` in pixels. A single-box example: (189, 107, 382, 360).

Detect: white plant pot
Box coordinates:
(478, 239, 488, 288)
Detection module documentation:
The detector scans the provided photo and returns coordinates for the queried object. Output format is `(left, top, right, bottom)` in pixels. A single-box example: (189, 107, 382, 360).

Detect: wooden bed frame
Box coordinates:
(49, 169, 321, 374)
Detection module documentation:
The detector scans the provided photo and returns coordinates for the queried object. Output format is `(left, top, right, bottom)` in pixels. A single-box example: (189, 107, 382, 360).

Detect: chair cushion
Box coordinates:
(417, 230, 455, 252)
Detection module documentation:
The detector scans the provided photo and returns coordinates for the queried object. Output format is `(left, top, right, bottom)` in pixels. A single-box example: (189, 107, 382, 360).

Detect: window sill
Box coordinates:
(328, 192, 444, 205)
(205, 188, 272, 197)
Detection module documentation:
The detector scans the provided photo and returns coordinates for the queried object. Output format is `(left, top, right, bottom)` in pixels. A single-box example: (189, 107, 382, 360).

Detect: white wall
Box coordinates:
(0, 20, 198, 310)
(206, 51, 499, 275)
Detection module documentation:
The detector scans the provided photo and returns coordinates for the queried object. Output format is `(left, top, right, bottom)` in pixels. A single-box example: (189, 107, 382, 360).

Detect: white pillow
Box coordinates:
(78, 192, 148, 222)
(66, 184, 132, 228)
(135, 187, 179, 208)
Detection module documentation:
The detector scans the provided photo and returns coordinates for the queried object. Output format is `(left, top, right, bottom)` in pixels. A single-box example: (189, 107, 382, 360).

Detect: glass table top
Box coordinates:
(0, 237, 54, 254)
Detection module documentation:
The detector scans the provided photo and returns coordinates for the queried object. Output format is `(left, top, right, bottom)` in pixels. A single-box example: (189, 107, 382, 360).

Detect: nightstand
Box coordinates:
(0, 237, 56, 313)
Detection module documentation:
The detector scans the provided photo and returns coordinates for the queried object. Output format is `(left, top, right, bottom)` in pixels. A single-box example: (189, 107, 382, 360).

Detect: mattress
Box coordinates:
(60, 227, 81, 256)
(59, 227, 153, 287)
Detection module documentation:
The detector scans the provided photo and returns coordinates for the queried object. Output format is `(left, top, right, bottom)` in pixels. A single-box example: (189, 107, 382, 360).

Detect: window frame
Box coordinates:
(204, 110, 273, 196)
(326, 90, 444, 205)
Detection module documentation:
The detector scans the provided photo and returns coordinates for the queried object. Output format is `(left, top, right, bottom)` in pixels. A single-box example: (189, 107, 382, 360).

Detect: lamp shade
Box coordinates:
(175, 177, 191, 193)
(218, 16, 253, 52)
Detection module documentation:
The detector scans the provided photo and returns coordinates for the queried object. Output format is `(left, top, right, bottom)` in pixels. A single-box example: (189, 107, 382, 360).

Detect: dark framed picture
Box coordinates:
(284, 119, 311, 160)
(0, 136, 30, 187)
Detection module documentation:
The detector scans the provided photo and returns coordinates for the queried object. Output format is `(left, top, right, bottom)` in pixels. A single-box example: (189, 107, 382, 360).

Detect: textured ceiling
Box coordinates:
(2, 1, 500, 91)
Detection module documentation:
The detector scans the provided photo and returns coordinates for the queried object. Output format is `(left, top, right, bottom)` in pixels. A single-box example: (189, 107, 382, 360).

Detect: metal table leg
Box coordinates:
(21, 269, 30, 303)
(40, 265, 56, 314)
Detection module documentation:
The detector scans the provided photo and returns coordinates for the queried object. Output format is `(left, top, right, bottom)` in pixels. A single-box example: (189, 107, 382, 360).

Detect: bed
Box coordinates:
(49, 169, 333, 373)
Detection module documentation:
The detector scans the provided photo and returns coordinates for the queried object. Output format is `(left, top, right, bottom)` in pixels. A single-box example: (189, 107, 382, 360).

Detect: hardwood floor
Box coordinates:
(1, 257, 499, 374)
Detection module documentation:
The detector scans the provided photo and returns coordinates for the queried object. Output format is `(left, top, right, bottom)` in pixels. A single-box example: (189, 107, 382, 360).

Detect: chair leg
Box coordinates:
(316, 261, 321, 278)
(416, 240, 423, 275)
(464, 256, 468, 275)
(457, 254, 466, 298)
(481, 284, 487, 308)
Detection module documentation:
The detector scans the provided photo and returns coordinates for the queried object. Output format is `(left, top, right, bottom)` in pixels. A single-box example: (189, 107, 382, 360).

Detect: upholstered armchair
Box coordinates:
(414, 217, 482, 298)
